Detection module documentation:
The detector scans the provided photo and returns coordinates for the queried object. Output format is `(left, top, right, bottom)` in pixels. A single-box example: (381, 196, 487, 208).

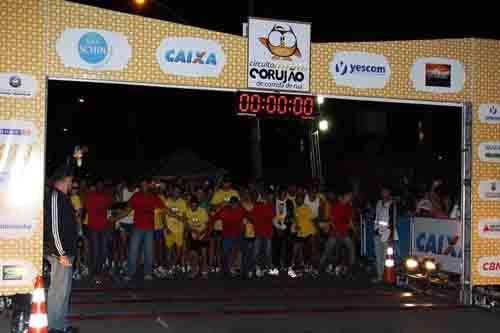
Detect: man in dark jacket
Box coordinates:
(44, 165, 78, 333)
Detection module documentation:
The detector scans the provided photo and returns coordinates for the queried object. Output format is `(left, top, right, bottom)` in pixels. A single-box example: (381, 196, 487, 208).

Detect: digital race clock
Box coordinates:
(236, 91, 318, 119)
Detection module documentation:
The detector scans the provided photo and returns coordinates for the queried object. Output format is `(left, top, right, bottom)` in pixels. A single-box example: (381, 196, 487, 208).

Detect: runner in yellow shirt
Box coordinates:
(164, 186, 188, 274)
(186, 197, 210, 278)
(292, 193, 318, 275)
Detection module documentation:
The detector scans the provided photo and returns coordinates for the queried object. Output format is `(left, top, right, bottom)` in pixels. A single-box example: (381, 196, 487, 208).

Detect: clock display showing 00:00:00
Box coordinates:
(238, 93, 315, 117)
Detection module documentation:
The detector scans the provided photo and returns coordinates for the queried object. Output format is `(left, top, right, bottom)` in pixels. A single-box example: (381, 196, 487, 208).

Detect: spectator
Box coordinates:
(44, 165, 78, 333)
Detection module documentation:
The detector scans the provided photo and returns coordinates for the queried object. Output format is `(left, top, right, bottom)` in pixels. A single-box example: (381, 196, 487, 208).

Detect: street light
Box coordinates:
(318, 119, 329, 132)
(78, 97, 85, 103)
(134, 0, 146, 6)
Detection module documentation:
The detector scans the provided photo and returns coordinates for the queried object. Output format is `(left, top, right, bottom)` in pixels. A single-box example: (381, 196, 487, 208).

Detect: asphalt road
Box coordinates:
(1, 276, 499, 333)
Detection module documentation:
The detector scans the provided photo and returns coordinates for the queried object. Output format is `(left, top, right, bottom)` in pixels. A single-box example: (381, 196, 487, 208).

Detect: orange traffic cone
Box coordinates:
(383, 245, 396, 284)
(28, 276, 48, 333)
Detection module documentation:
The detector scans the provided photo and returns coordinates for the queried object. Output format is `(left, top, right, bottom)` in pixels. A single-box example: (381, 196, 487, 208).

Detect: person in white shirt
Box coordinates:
(116, 180, 138, 270)
(373, 185, 398, 283)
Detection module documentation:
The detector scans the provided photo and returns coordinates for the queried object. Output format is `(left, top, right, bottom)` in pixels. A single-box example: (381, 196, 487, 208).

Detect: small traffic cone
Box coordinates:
(28, 276, 48, 333)
(383, 245, 396, 284)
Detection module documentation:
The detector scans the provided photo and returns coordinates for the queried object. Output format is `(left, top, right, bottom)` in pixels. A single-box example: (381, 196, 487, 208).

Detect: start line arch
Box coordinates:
(0, 0, 499, 303)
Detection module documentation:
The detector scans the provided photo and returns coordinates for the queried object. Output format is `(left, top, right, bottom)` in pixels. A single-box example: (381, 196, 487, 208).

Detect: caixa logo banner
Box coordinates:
(156, 37, 226, 77)
(478, 257, 500, 277)
(411, 218, 462, 274)
(56, 29, 132, 71)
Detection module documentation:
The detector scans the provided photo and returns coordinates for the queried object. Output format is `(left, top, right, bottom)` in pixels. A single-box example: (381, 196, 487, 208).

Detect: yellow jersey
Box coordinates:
(165, 197, 187, 234)
(210, 189, 240, 206)
(154, 208, 164, 230)
(186, 207, 209, 235)
(295, 205, 316, 238)
(71, 194, 82, 211)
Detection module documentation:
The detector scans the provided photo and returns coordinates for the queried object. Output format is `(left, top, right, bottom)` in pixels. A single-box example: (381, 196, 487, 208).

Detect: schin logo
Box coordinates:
(78, 32, 109, 65)
(164, 49, 218, 66)
(492, 182, 497, 192)
(490, 105, 498, 115)
(8, 76, 21, 88)
(335, 61, 387, 76)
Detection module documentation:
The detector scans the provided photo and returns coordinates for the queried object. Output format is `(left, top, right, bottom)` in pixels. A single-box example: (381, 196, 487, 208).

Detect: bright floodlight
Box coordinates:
(405, 257, 419, 271)
(424, 259, 437, 272)
(78, 97, 85, 103)
(134, 0, 146, 5)
(317, 96, 325, 105)
(319, 119, 329, 132)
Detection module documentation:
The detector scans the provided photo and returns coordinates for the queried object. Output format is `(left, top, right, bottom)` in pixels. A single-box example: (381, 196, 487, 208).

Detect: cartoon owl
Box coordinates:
(259, 25, 302, 60)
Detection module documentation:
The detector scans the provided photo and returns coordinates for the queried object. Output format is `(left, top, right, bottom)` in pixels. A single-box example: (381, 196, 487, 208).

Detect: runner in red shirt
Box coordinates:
(319, 188, 356, 276)
(213, 196, 247, 277)
(85, 179, 114, 283)
(249, 189, 277, 277)
(113, 178, 165, 281)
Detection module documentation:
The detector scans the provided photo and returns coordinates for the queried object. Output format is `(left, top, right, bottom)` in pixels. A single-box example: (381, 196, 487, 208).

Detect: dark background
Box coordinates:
(47, 80, 460, 192)
(68, 0, 500, 42)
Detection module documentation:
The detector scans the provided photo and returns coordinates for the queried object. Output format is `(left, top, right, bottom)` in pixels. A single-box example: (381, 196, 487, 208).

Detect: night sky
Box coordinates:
(46, 1, 486, 187)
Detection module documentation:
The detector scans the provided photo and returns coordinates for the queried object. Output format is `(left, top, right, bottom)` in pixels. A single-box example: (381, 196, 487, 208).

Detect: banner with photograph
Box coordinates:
(410, 57, 465, 93)
(247, 17, 311, 92)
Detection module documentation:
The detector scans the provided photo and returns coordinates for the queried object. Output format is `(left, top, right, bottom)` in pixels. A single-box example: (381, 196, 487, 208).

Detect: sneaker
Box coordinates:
(144, 274, 153, 281)
(256, 267, 264, 278)
(268, 268, 279, 276)
(288, 268, 297, 278)
(326, 264, 334, 273)
(72, 271, 81, 281)
(123, 275, 133, 282)
(159, 266, 169, 278)
(81, 265, 89, 277)
(153, 267, 163, 279)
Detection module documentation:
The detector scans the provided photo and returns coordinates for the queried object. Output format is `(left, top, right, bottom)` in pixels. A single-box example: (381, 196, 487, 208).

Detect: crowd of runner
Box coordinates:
(64, 175, 459, 284)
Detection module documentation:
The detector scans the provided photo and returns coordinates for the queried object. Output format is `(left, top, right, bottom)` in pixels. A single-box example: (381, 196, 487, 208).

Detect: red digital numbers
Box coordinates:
(292, 97, 303, 116)
(250, 94, 261, 113)
(239, 93, 250, 113)
(238, 92, 316, 119)
(303, 96, 314, 117)
(266, 95, 276, 114)
(277, 96, 287, 114)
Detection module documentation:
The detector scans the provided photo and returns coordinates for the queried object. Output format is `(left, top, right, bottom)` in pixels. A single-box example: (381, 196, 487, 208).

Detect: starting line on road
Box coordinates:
(68, 304, 472, 321)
